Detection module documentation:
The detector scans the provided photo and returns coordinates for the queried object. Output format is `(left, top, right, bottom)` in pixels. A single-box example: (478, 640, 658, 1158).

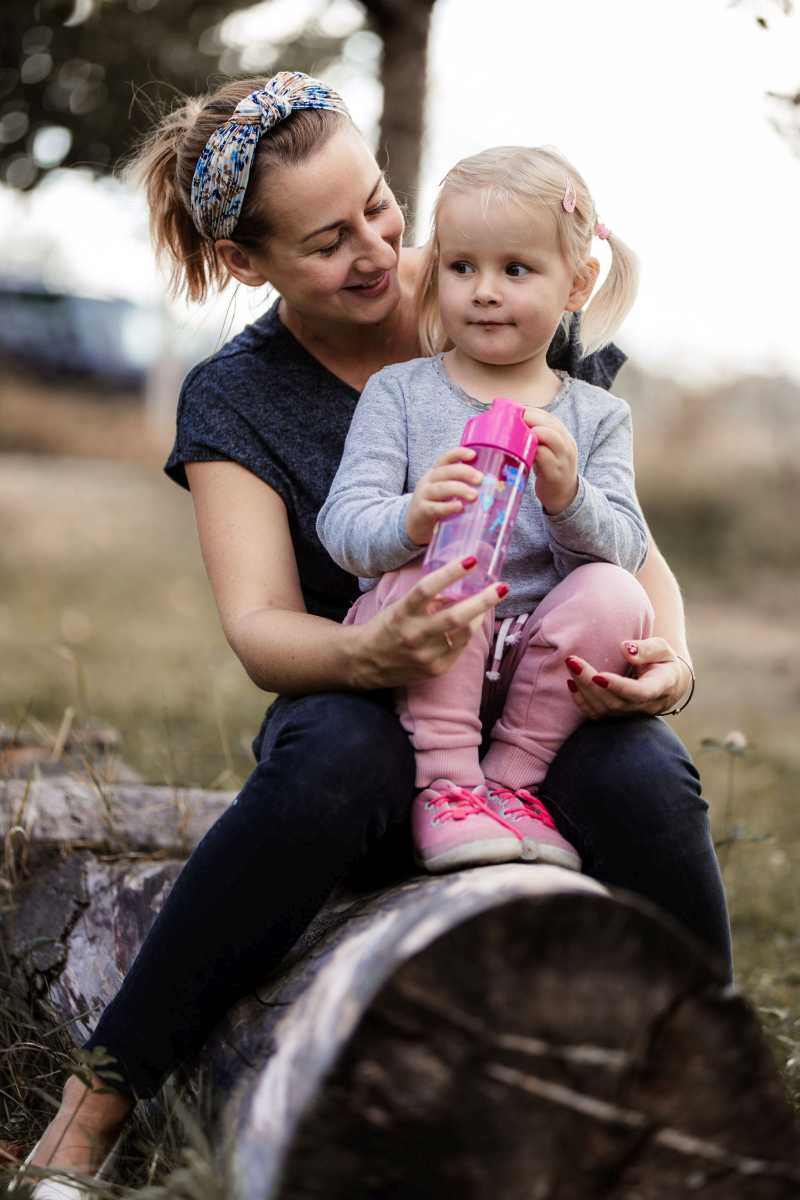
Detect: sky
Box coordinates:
(1, 0, 799, 384)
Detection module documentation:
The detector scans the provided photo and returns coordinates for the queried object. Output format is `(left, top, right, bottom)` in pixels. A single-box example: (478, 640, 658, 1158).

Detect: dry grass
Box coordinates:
(1, 375, 798, 1192)
(0, 452, 267, 789)
(0, 373, 165, 462)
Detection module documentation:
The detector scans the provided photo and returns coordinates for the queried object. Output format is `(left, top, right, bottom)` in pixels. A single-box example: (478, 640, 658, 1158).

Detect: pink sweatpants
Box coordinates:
(345, 561, 654, 791)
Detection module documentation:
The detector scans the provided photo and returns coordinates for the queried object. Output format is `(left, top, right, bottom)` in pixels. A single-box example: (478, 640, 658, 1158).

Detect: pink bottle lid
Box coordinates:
(461, 397, 538, 469)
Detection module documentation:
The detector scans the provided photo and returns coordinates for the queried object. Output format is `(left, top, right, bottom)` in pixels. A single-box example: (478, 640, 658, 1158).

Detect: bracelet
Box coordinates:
(657, 654, 696, 717)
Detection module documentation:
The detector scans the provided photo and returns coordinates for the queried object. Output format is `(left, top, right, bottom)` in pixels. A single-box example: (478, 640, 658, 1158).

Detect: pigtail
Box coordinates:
(579, 229, 639, 356)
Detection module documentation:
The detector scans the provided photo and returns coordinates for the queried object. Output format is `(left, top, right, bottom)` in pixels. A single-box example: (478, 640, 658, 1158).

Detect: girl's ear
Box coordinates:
(214, 240, 270, 287)
(565, 257, 600, 312)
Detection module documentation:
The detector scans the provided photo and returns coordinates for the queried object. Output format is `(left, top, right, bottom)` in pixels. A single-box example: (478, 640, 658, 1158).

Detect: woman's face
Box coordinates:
(252, 125, 405, 326)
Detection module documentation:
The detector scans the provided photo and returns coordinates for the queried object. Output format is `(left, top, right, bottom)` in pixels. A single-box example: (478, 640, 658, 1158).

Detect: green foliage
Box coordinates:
(0, 0, 355, 190)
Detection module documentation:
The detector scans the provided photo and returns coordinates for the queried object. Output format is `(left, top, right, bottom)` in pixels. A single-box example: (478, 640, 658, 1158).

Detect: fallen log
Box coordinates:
(3, 777, 799, 1198)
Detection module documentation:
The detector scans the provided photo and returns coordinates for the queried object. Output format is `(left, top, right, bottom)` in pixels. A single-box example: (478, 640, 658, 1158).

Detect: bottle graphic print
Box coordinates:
(422, 397, 538, 602)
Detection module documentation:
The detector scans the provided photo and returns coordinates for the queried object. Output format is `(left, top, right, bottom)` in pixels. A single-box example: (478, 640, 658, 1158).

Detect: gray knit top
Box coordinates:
(317, 354, 647, 618)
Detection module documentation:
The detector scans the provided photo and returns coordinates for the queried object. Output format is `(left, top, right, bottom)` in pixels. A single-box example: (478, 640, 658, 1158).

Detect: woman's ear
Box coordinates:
(214, 240, 270, 287)
(565, 257, 600, 312)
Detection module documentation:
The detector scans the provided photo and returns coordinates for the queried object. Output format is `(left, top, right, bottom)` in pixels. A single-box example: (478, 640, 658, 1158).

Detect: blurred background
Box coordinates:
(1, 0, 799, 1089)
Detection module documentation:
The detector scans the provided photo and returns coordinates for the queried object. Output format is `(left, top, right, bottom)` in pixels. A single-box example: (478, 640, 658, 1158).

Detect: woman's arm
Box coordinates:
(186, 461, 504, 696)
(635, 535, 691, 664)
(564, 532, 694, 718)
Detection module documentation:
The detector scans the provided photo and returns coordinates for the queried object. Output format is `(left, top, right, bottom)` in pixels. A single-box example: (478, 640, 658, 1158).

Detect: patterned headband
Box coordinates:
(190, 71, 351, 241)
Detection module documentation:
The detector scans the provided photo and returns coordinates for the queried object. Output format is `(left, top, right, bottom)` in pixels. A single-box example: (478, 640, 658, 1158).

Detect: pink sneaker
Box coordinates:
(412, 780, 523, 874)
(486, 787, 581, 871)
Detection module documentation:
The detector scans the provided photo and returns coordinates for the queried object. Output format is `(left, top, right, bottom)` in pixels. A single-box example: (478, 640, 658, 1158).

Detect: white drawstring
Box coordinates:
(485, 613, 528, 681)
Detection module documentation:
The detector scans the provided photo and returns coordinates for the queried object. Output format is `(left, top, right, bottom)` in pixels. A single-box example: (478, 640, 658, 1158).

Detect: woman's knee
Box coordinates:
(544, 715, 707, 824)
(257, 691, 415, 825)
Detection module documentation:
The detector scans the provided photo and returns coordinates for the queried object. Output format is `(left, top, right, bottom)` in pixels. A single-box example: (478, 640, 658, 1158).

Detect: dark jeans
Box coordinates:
(84, 691, 731, 1098)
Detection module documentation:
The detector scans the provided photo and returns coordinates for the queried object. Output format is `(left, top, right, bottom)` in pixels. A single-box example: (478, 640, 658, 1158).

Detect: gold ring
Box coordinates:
(444, 631, 454, 650)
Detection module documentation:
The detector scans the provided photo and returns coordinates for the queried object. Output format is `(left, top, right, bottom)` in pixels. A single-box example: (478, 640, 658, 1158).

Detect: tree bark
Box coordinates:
(366, 0, 437, 239)
(3, 780, 799, 1198)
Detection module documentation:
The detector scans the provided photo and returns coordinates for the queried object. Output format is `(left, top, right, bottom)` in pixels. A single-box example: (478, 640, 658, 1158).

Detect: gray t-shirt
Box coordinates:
(317, 354, 647, 617)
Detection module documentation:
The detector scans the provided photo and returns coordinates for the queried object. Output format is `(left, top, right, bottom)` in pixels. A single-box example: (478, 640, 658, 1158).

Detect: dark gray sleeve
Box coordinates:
(164, 366, 292, 505)
(316, 370, 421, 578)
(545, 403, 648, 575)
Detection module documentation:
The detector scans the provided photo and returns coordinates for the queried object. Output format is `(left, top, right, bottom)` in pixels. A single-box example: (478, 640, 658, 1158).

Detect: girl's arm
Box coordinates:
(186, 460, 504, 696)
(317, 368, 420, 579)
(565, 532, 694, 718)
(525, 402, 648, 577)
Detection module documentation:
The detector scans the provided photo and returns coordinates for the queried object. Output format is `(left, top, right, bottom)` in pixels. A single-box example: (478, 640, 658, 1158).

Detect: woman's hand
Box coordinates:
(523, 407, 578, 515)
(563, 637, 693, 719)
(405, 447, 482, 546)
(351, 556, 506, 689)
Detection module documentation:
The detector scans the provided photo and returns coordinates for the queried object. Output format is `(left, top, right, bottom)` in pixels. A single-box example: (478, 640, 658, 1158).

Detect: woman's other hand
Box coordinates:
(563, 637, 693, 718)
(405, 447, 482, 546)
(351, 556, 506, 689)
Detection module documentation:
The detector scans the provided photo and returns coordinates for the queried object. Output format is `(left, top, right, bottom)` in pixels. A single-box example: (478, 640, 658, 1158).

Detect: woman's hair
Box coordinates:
(416, 145, 639, 357)
(128, 77, 351, 303)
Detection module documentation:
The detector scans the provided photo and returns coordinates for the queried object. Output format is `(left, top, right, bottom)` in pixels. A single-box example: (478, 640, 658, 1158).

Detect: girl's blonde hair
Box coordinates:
(127, 78, 351, 304)
(417, 145, 639, 357)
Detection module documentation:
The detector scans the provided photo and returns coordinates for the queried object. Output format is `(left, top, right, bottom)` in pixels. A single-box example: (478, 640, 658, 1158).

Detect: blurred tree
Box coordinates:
(0, 0, 436, 230)
(768, 84, 800, 152)
(364, 0, 436, 230)
(733, 0, 800, 152)
(0, 0, 352, 189)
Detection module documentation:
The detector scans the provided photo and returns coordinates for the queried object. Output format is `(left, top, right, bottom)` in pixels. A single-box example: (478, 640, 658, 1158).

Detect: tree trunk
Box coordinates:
(3, 778, 799, 1199)
(367, 0, 437, 239)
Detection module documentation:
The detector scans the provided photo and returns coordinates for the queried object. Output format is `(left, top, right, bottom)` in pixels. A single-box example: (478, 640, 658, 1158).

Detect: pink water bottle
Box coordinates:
(422, 397, 538, 602)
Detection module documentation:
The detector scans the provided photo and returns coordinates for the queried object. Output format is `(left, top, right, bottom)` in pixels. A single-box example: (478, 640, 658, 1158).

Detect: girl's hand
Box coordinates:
(352, 556, 507, 689)
(405, 447, 482, 546)
(563, 637, 693, 719)
(523, 407, 578, 515)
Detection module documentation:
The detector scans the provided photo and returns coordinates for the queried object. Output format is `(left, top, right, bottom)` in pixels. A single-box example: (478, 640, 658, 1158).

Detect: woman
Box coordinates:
(22, 72, 730, 1193)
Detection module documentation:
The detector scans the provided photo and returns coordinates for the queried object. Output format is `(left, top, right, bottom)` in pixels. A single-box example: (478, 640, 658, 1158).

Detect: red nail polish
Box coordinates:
(565, 657, 582, 674)
(592, 675, 609, 688)
(496, 583, 509, 598)
(462, 555, 477, 569)
(624, 642, 639, 656)
(567, 679, 578, 693)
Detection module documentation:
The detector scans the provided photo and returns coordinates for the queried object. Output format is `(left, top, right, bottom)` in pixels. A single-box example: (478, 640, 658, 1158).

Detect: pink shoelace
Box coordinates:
(427, 786, 522, 839)
(491, 787, 557, 830)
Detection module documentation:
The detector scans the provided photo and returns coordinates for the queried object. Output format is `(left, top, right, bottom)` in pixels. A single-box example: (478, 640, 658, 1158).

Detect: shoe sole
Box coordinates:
(520, 840, 581, 871)
(416, 837, 522, 874)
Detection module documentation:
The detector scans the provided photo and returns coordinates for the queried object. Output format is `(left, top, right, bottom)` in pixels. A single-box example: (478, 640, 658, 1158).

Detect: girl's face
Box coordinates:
(435, 189, 586, 366)
(246, 125, 405, 326)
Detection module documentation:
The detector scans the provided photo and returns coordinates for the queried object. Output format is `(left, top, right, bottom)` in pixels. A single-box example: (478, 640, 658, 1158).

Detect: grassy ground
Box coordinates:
(1, 372, 798, 1191)
(0, 451, 265, 791)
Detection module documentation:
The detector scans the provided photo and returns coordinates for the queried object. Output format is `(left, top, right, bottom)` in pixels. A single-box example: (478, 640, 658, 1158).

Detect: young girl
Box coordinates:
(318, 145, 654, 873)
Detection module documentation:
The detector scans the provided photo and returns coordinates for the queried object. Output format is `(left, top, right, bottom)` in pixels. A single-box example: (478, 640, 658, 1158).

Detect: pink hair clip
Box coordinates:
(595, 221, 611, 240)
(562, 179, 576, 213)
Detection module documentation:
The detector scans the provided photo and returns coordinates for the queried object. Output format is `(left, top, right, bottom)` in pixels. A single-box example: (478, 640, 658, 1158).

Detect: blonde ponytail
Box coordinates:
(130, 96, 224, 304)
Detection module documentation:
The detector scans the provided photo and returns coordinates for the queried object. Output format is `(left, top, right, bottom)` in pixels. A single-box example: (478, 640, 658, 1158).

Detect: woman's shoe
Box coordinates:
(9, 1134, 120, 1199)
